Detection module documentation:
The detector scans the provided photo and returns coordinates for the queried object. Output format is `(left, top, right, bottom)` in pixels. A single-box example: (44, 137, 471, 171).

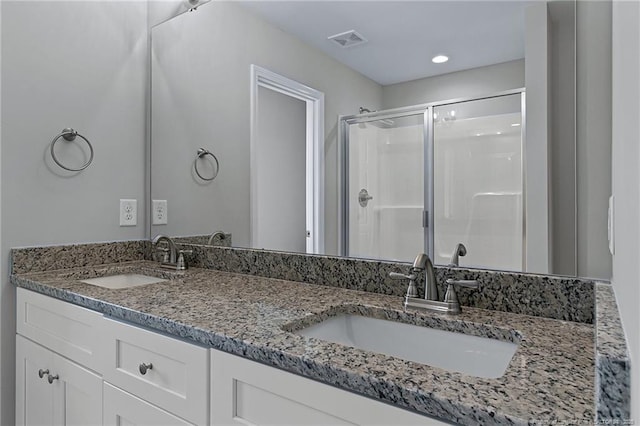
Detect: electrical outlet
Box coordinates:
(119, 199, 137, 226)
(152, 200, 168, 225)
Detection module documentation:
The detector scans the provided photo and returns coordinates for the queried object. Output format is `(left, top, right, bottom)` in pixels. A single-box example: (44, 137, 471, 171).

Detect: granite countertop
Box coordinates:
(12, 260, 595, 425)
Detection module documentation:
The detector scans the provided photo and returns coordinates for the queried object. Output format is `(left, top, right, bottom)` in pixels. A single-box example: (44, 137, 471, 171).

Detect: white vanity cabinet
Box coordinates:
(16, 288, 450, 426)
(210, 350, 449, 426)
(15, 288, 104, 426)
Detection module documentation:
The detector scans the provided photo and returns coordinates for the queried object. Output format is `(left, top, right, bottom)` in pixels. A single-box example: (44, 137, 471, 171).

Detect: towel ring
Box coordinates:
(194, 148, 219, 181)
(50, 128, 94, 172)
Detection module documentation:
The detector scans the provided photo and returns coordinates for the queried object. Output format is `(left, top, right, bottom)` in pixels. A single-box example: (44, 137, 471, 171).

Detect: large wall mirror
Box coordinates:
(150, 0, 608, 278)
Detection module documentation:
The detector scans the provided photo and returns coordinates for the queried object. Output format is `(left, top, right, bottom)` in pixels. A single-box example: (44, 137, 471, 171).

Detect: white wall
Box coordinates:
(148, 0, 196, 27)
(611, 0, 640, 419)
(150, 1, 382, 254)
(381, 59, 525, 110)
(0, 2, 148, 424)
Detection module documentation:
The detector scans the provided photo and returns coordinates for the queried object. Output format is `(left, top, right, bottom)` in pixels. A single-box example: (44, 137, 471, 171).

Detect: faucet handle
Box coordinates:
(389, 271, 418, 298)
(389, 272, 415, 280)
(176, 249, 193, 271)
(444, 279, 480, 305)
(445, 279, 479, 288)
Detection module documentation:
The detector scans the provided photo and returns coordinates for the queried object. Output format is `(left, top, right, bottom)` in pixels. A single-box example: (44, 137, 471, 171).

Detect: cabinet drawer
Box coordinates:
(16, 288, 104, 372)
(104, 383, 195, 426)
(102, 318, 209, 425)
(211, 350, 446, 426)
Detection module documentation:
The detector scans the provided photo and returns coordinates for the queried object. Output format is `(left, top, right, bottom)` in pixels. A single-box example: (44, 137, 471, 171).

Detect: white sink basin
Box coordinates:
(296, 315, 518, 378)
(81, 274, 167, 289)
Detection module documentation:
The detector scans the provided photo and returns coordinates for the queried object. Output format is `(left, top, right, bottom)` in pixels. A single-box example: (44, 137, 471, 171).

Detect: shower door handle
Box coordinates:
(358, 189, 374, 207)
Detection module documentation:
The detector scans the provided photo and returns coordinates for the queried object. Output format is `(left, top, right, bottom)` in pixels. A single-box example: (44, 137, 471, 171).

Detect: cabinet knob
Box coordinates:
(139, 362, 153, 375)
(38, 369, 49, 379)
(47, 374, 59, 384)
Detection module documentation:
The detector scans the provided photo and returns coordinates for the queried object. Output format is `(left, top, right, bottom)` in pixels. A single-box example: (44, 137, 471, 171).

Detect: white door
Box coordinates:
(16, 335, 103, 426)
(250, 65, 325, 254)
(51, 352, 102, 426)
(254, 86, 307, 253)
(347, 114, 426, 261)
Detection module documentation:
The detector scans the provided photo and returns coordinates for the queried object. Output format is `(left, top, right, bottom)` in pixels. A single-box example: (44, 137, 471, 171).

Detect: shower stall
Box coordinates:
(340, 89, 525, 271)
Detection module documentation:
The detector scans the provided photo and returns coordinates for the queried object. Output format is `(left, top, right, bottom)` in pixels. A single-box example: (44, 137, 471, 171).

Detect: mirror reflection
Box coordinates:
(151, 1, 587, 276)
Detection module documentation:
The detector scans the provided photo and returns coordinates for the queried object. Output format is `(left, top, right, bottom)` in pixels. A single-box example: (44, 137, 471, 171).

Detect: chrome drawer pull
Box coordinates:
(38, 369, 49, 379)
(139, 362, 153, 375)
(47, 374, 59, 384)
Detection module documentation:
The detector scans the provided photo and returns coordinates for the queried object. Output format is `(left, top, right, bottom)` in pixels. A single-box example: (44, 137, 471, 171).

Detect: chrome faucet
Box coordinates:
(390, 250, 480, 314)
(153, 234, 177, 263)
(152, 235, 191, 271)
(207, 230, 227, 246)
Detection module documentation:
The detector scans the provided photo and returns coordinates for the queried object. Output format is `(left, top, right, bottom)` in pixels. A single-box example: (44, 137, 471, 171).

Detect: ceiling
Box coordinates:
(238, 1, 531, 86)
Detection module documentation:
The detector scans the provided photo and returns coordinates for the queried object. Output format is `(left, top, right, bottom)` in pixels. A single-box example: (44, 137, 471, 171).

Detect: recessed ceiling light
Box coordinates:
(511, 123, 521, 127)
(432, 55, 449, 64)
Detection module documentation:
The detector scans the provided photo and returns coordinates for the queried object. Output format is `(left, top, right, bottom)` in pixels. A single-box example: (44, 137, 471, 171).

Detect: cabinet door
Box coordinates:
(211, 350, 450, 426)
(51, 350, 102, 426)
(16, 335, 55, 426)
(103, 383, 195, 426)
(17, 335, 102, 426)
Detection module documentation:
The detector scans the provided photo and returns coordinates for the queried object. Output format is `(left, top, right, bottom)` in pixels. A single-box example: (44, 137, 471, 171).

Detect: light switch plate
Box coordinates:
(119, 199, 137, 227)
(152, 200, 168, 225)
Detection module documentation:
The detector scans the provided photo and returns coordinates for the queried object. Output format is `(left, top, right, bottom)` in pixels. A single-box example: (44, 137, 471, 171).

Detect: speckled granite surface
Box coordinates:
(10, 241, 148, 274)
(181, 244, 595, 324)
(12, 260, 595, 425)
(595, 283, 631, 422)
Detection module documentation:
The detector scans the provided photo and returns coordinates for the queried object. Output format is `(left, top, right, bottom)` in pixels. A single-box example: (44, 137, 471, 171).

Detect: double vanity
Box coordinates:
(11, 240, 628, 425)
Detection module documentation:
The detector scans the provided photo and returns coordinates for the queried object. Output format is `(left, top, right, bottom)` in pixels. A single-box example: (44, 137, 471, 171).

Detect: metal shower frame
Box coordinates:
(338, 88, 526, 264)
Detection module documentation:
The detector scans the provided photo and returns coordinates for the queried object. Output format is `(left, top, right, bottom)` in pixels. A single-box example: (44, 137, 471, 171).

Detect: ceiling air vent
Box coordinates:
(328, 30, 368, 48)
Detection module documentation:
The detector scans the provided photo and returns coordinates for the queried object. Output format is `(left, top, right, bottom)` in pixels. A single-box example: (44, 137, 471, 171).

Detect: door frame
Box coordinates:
(250, 65, 325, 254)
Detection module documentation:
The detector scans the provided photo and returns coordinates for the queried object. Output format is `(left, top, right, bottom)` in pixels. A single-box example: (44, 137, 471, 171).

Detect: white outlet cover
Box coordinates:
(119, 199, 137, 227)
(152, 200, 168, 225)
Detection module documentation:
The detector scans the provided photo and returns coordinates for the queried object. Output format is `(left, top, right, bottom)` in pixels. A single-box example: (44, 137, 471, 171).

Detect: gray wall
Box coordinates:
(549, 0, 577, 276)
(0, 2, 148, 424)
(525, 3, 551, 274)
(382, 59, 525, 110)
(150, 1, 382, 255)
(611, 0, 640, 417)
(576, 0, 613, 279)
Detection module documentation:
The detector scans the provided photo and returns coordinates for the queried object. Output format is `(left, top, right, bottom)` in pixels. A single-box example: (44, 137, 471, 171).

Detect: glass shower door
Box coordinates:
(432, 93, 524, 270)
(346, 114, 425, 261)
